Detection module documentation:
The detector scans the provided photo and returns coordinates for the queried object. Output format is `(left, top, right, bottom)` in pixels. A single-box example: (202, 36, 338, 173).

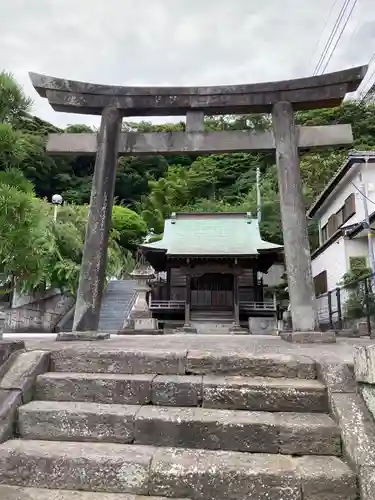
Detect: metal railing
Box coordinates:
(149, 299, 276, 312)
(316, 273, 375, 336)
(240, 301, 276, 311)
(124, 291, 137, 320)
(149, 300, 185, 310)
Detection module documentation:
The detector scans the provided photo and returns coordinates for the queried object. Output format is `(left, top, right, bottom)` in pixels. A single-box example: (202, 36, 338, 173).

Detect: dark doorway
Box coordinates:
(191, 273, 233, 309)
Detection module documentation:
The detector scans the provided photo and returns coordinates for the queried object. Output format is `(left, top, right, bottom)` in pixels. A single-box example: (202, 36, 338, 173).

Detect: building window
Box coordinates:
(321, 224, 328, 243)
(343, 193, 356, 222)
(319, 193, 356, 247)
(313, 271, 328, 297)
(327, 214, 338, 237)
(336, 207, 344, 227)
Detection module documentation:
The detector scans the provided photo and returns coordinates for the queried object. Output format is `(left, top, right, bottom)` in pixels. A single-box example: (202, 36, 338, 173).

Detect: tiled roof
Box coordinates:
(141, 212, 282, 256)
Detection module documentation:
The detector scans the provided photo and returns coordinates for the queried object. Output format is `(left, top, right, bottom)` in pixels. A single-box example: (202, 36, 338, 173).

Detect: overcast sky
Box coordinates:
(1, 0, 374, 128)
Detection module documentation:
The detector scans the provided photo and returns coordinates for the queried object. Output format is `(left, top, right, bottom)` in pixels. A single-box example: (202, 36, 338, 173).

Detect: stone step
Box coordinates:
(35, 372, 328, 412)
(0, 440, 357, 499)
(18, 400, 341, 456)
(0, 486, 180, 500)
(50, 348, 316, 378)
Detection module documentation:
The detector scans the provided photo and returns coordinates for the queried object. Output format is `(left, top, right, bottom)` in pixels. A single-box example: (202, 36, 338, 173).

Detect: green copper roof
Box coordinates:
(141, 212, 282, 256)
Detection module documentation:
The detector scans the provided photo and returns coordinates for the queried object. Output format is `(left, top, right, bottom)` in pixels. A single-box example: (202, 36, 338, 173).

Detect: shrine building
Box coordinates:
(140, 212, 283, 333)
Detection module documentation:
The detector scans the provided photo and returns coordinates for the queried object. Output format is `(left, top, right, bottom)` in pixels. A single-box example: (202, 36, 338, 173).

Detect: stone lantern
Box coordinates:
(127, 252, 158, 331)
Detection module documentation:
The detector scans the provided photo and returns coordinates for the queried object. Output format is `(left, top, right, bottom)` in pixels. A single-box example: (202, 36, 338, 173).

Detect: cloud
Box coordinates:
(0, 0, 374, 127)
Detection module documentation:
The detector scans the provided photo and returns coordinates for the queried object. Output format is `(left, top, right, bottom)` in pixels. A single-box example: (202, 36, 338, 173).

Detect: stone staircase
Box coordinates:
(190, 309, 235, 334)
(0, 347, 357, 499)
(59, 280, 136, 332)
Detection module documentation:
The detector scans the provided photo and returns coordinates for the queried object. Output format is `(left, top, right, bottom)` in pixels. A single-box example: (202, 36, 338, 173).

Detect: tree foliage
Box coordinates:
(111, 205, 148, 250)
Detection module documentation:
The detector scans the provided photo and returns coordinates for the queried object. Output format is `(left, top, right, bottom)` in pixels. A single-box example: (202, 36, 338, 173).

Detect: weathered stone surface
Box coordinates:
(331, 392, 375, 467)
(73, 106, 122, 332)
(317, 362, 357, 394)
(56, 331, 110, 341)
(18, 401, 139, 443)
(0, 440, 153, 494)
(187, 351, 316, 379)
(354, 344, 375, 383)
(134, 406, 279, 453)
(0, 349, 25, 381)
(280, 331, 336, 344)
(0, 440, 357, 499)
(202, 375, 328, 412)
(0, 486, 184, 500)
(151, 375, 202, 406)
(295, 456, 357, 500)
(30, 66, 367, 115)
(149, 447, 300, 500)
(149, 447, 204, 499)
(273, 100, 320, 334)
(0, 340, 25, 366)
(134, 406, 339, 455)
(194, 450, 300, 500)
(18, 399, 340, 456)
(359, 466, 375, 500)
(131, 350, 186, 375)
(0, 389, 22, 420)
(47, 126, 354, 156)
(51, 349, 186, 374)
(0, 388, 22, 442)
(0, 350, 50, 403)
(277, 412, 341, 456)
(51, 349, 136, 373)
(35, 372, 154, 404)
(361, 384, 375, 421)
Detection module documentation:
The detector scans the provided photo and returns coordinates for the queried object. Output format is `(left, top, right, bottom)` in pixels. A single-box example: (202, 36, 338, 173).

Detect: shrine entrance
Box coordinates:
(29, 65, 368, 340)
(191, 274, 233, 310)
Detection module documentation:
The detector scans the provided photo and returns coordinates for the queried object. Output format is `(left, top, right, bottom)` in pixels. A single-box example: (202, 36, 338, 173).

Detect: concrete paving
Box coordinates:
(13, 333, 375, 366)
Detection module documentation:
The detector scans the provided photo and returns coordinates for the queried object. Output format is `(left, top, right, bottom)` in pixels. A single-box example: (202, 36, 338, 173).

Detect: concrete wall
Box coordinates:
(312, 236, 347, 291)
(5, 289, 74, 333)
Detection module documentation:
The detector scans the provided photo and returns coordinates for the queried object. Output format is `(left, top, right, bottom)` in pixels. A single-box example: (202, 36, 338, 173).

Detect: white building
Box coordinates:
(308, 151, 375, 296)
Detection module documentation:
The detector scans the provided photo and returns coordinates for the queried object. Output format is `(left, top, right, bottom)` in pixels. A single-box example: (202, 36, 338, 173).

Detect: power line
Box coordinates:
(350, 181, 375, 206)
(359, 67, 375, 102)
(309, 0, 339, 70)
(320, 0, 358, 74)
(313, 0, 352, 75)
(357, 51, 375, 101)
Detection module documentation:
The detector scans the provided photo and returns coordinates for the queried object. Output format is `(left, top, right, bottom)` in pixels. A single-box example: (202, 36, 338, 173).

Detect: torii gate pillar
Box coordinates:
(272, 102, 327, 342)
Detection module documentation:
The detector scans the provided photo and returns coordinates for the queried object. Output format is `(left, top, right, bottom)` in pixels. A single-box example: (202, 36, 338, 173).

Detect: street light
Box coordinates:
(52, 194, 63, 222)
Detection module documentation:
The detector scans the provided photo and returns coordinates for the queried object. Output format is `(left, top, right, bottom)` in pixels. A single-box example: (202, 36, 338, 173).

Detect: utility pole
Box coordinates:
(256, 167, 261, 222)
(359, 156, 375, 276)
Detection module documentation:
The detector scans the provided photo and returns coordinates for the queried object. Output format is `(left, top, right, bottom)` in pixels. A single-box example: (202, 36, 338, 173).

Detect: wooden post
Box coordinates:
(233, 273, 240, 326)
(70, 106, 122, 336)
(272, 101, 321, 338)
(184, 273, 191, 325)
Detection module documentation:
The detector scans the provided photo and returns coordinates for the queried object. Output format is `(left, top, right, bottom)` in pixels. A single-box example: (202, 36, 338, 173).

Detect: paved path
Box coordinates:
(13, 334, 375, 365)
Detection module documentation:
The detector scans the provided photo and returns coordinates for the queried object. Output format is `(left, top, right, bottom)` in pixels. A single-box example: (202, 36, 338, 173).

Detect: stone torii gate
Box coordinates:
(29, 65, 367, 342)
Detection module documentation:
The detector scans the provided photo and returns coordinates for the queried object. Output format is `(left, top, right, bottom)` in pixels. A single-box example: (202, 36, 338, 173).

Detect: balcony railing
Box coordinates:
(240, 301, 276, 311)
(149, 299, 276, 312)
(149, 300, 185, 310)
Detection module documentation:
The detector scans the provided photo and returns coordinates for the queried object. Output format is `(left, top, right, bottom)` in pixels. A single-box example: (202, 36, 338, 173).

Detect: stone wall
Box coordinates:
(4, 289, 74, 333)
(350, 345, 375, 498)
(0, 346, 49, 443)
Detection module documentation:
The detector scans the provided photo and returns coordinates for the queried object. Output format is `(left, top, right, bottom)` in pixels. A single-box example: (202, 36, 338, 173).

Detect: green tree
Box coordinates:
(111, 205, 148, 251)
(0, 71, 33, 125)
